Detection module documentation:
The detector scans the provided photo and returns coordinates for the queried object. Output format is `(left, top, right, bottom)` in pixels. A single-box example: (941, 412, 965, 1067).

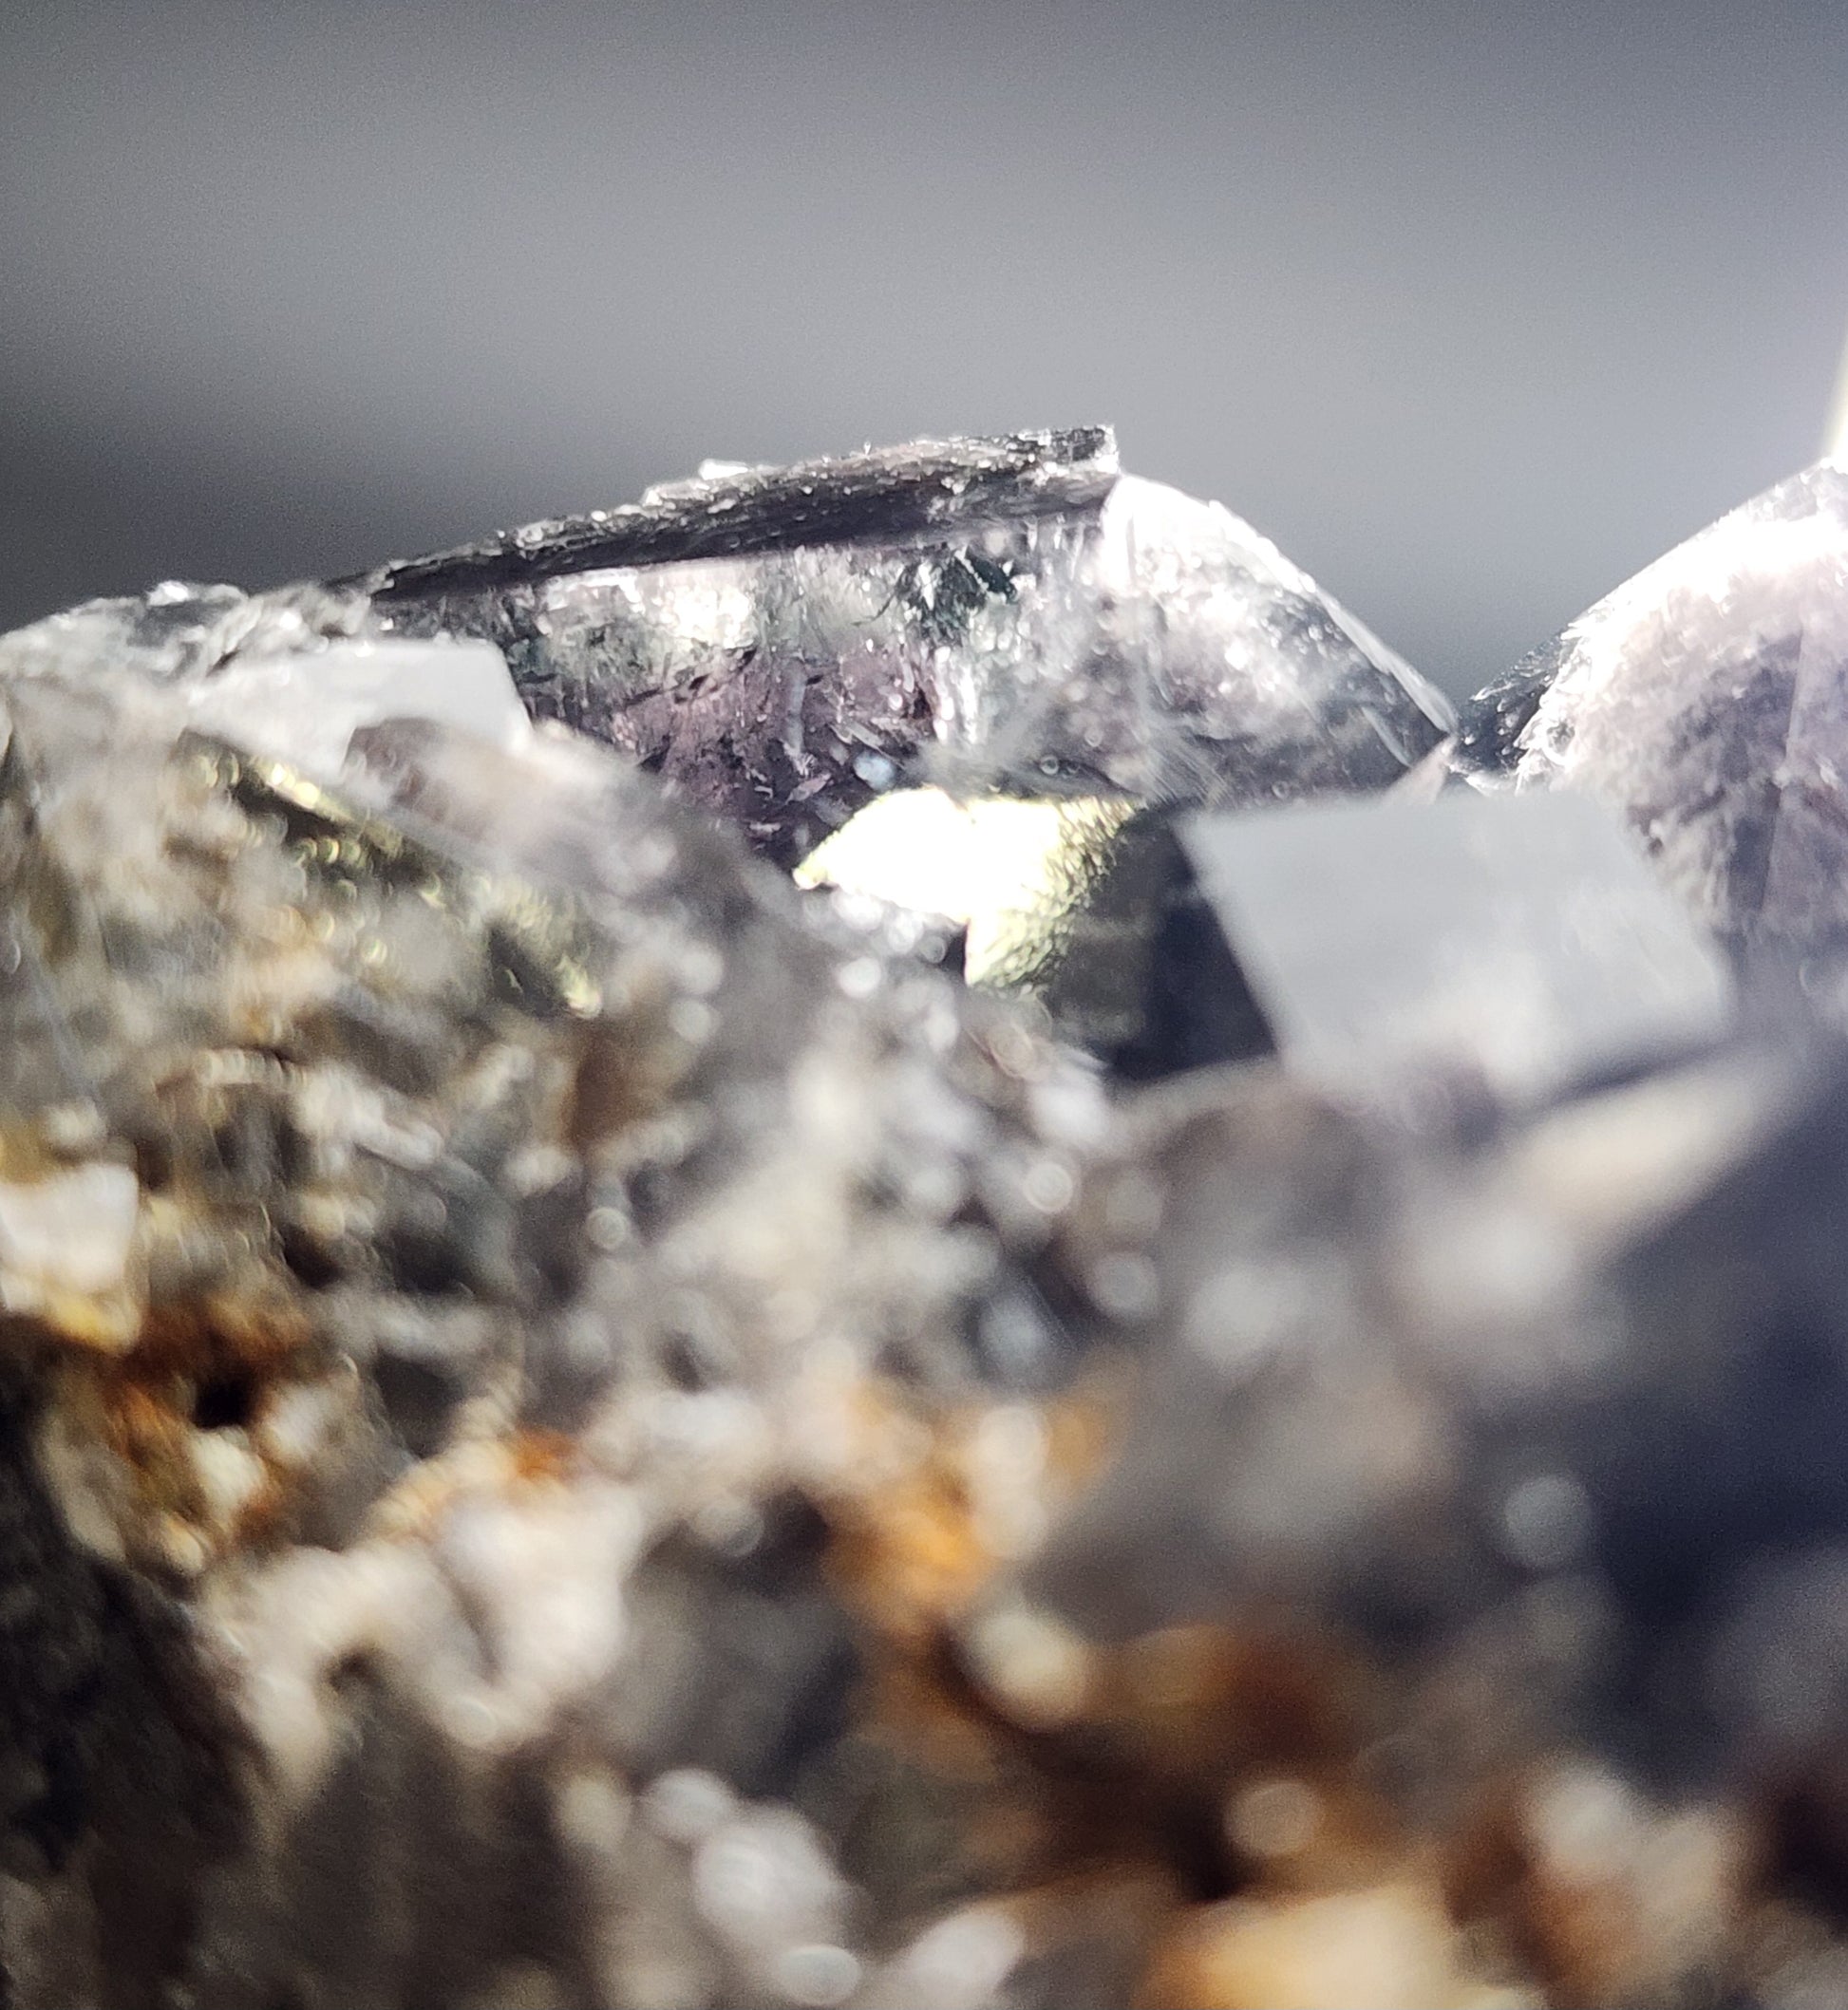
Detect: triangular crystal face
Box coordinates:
(347, 429, 1453, 866)
(1456, 460, 1848, 966)
(5, 431, 1443, 1061)
(11, 433, 1848, 2006)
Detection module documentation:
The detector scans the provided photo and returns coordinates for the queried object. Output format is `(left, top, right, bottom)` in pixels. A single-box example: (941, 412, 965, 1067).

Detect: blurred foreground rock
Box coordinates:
(3, 437, 1848, 2007)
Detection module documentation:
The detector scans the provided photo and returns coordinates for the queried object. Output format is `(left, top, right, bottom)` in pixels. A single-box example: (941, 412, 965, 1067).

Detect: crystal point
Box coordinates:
(1456, 460, 1848, 975)
(353, 430, 1453, 866)
(9, 431, 1845, 2008)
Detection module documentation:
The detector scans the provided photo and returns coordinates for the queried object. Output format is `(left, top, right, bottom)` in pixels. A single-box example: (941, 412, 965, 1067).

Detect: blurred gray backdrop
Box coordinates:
(4, 0, 1846, 696)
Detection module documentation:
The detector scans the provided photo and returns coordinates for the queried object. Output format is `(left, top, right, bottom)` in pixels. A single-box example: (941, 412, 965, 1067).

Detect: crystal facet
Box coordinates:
(10, 436, 1848, 2007)
(349, 429, 1455, 866)
(1178, 790, 1734, 1104)
(1455, 459, 1848, 974)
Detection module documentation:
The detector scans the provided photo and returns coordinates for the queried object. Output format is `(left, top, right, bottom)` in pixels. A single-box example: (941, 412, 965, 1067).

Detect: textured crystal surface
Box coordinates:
(1455, 459, 1848, 975)
(9, 437, 1848, 2007)
(2, 431, 1455, 1065)
(0, 607, 1116, 2003)
(349, 429, 1455, 866)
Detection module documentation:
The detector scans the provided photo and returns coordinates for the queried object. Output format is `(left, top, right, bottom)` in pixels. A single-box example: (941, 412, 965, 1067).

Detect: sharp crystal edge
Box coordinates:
(10, 437, 1848, 2005)
(5, 428, 1458, 1063)
(343, 427, 1456, 866)
(1173, 789, 1735, 1106)
(1453, 458, 1848, 983)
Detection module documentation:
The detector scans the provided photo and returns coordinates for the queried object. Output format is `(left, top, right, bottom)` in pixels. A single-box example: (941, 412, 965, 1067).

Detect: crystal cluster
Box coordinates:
(3, 433, 1848, 2008)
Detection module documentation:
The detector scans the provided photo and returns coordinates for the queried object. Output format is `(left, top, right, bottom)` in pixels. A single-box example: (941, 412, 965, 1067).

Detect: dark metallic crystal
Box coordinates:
(9, 433, 1848, 2006)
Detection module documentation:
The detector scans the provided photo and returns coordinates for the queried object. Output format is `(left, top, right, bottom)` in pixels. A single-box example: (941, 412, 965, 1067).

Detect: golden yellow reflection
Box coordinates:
(796, 788, 1135, 988)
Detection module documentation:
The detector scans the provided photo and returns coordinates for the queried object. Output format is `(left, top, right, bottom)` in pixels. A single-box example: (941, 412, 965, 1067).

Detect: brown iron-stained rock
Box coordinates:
(10, 441, 1848, 2008)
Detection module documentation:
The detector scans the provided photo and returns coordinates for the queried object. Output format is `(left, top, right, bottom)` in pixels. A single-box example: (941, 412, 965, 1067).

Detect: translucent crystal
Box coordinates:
(13, 431, 1848, 2009)
(1455, 459, 1848, 967)
(1175, 790, 1733, 1105)
(350, 429, 1455, 867)
(0, 436, 1452, 1065)
(183, 634, 529, 774)
(0, 585, 527, 782)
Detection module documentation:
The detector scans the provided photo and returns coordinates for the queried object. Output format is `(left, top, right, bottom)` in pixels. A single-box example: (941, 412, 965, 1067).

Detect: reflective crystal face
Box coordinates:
(1, 431, 1453, 1064)
(10, 435, 1848, 2005)
(1173, 789, 1733, 1107)
(353, 428, 1454, 867)
(1455, 460, 1848, 967)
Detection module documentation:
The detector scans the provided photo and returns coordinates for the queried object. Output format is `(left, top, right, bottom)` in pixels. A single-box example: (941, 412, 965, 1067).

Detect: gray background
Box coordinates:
(4, 0, 1845, 696)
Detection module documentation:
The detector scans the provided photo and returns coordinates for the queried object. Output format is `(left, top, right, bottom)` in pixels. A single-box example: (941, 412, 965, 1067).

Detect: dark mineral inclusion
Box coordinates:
(4, 433, 1848, 2008)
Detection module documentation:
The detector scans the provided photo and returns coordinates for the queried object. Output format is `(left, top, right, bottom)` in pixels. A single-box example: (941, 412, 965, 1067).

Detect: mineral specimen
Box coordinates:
(346, 429, 1455, 867)
(1169, 790, 1734, 1105)
(5, 434, 1848, 2010)
(0, 567, 1121, 2004)
(1453, 457, 1848, 978)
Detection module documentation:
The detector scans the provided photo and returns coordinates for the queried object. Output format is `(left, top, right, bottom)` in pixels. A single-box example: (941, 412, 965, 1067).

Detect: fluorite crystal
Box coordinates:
(347, 429, 1455, 867)
(1455, 458, 1848, 976)
(349, 430, 1458, 1070)
(1170, 789, 1733, 1105)
(7, 436, 1848, 2008)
